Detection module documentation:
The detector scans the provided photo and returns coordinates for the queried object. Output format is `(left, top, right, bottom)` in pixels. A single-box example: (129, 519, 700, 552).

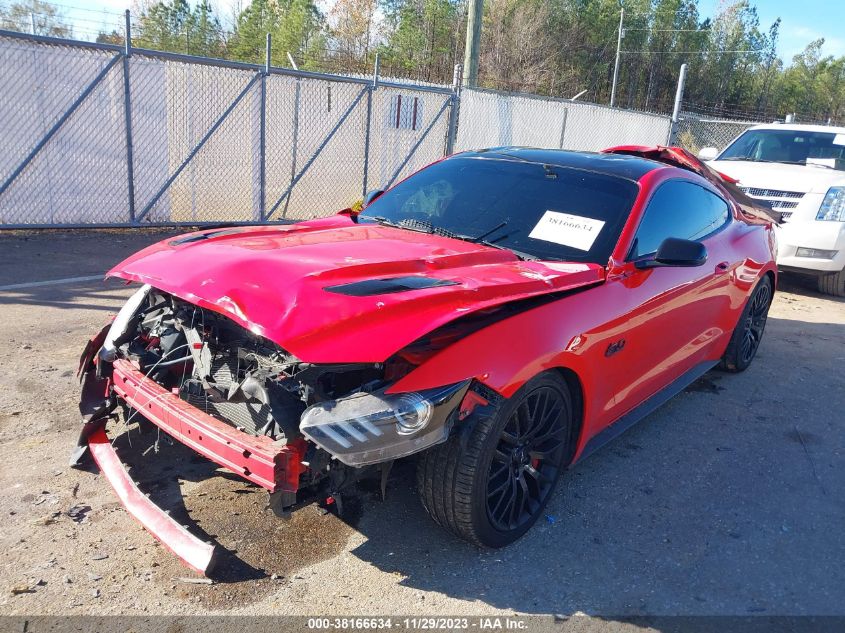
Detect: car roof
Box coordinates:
(748, 123, 845, 134)
(456, 147, 663, 181)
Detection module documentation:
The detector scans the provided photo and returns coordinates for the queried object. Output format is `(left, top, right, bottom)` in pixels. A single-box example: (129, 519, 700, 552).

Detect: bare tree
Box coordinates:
(0, 0, 72, 37)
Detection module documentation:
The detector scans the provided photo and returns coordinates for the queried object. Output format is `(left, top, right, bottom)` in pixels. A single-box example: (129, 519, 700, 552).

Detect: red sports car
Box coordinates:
(73, 146, 777, 574)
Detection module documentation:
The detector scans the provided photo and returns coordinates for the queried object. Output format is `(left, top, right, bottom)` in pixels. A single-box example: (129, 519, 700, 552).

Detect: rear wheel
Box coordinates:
(818, 268, 845, 298)
(720, 275, 773, 373)
(417, 373, 573, 547)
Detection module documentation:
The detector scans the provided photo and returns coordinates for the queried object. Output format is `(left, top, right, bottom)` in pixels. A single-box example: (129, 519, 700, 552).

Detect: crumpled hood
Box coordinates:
(710, 160, 845, 194)
(108, 216, 604, 363)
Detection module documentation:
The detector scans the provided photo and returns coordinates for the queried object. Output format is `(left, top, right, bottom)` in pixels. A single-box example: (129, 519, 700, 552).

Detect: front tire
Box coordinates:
(417, 373, 573, 547)
(818, 268, 845, 298)
(720, 275, 773, 372)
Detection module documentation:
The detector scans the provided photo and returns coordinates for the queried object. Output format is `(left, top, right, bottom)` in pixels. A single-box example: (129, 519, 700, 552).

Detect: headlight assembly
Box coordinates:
(817, 187, 845, 221)
(300, 381, 470, 467)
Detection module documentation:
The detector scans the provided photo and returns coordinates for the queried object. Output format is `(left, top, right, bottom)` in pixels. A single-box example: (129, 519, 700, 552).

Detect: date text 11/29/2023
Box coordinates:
(306, 617, 530, 630)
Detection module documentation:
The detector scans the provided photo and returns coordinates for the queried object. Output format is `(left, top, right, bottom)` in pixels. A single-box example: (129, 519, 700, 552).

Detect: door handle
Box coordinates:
(714, 261, 730, 274)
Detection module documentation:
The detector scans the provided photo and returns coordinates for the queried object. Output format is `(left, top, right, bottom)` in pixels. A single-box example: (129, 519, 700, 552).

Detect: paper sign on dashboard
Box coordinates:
(528, 211, 605, 251)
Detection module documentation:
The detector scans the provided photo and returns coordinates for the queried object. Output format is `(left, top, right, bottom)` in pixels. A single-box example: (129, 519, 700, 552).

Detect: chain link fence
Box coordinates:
(673, 112, 758, 157)
(1, 29, 683, 228)
(455, 88, 673, 153)
(0, 30, 457, 227)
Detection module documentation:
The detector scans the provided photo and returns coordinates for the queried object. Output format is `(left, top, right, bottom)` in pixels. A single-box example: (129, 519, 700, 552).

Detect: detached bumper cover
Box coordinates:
(82, 359, 307, 575)
(87, 427, 217, 575)
(111, 358, 305, 493)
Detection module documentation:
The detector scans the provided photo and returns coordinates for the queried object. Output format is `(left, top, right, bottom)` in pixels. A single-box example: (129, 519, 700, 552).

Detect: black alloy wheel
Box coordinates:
(417, 373, 574, 547)
(720, 275, 773, 373)
(739, 279, 772, 365)
(486, 386, 569, 532)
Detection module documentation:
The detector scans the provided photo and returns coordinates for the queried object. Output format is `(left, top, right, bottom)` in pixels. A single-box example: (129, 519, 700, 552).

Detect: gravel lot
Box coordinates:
(0, 230, 843, 620)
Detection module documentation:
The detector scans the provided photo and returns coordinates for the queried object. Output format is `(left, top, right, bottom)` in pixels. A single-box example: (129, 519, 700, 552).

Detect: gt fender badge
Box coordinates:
(605, 339, 626, 357)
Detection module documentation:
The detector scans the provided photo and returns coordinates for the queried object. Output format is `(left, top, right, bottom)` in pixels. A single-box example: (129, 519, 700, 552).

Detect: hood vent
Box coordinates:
(169, 227, 247, 245)
(324, 276, 459, 296)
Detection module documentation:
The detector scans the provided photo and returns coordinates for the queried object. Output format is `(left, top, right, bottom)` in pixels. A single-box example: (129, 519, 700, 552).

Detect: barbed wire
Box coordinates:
(1, 0, 835, 122)
(625, 28, 714, 32)
(682, 102, 838, 125)
(621, 48, 766, 55)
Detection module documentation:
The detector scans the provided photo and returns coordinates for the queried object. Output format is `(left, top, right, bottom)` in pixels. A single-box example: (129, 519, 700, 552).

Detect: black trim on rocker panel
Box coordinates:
(575, 360, 718, 463)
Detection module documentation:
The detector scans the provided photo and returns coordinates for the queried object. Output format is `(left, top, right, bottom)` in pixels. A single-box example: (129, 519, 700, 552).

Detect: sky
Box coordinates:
(44, 0, 845, 63)
(699, 0, 845, 60)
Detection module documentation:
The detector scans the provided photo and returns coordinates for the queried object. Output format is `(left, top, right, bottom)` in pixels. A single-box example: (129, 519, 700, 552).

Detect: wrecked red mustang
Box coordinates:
(73, 146, 777, 574)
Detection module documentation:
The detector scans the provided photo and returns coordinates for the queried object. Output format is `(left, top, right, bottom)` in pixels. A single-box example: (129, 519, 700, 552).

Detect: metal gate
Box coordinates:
(0, 28, 458, 227)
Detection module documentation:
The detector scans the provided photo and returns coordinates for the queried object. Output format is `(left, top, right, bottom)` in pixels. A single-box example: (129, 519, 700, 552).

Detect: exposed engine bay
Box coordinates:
(79, 284, 473, 518)
(123, 288, 383, 442)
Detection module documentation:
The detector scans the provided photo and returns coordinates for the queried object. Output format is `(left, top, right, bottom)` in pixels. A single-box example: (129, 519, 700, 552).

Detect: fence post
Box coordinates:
(610, 7, 624, 108)
(445, 63, 462, 155)
(285, 72, 301, 218)
(362, 53, 379, 197)
(668, 63, 687, 146)
(258, 33, 270, 221)
(372, 51, 380, 90)
(558, 108, 568, 149)
(122, 9, 136, 223)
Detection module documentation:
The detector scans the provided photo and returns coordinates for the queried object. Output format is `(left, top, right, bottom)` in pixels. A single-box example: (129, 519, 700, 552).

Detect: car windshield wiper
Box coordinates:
(434, 220, 543, 261)
(447, 230, 539, 261)
(471, 238, 539, 261)
(779, 160, 814, 166)
(722, 157, 806, 164)
(467, 220, 508, 242)
(363, 215, 540, 261)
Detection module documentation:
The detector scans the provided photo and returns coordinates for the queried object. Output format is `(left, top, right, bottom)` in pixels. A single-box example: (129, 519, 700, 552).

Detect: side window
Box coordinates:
(629, 180, 730, 259)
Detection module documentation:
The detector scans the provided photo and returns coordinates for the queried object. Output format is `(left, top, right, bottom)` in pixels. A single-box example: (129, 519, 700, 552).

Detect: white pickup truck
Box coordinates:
(699, 123, 845, 297)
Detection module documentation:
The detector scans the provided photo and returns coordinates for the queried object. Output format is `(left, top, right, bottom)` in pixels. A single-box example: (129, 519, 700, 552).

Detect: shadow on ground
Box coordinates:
(341, 316, 845, 615)
(0, 230, 183, 310)
(0, 281, 137, 312)
(778, 271, 844, 303)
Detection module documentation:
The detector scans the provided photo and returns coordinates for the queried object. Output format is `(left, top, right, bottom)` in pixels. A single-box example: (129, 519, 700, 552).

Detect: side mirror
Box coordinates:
(635, 238, 708, 269)
(698, 147, 719, 161)
(363, 189, 384, 208)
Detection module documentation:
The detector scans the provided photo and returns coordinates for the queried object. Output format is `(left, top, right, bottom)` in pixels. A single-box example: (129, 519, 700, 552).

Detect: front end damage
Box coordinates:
(73, 284, 475, 573)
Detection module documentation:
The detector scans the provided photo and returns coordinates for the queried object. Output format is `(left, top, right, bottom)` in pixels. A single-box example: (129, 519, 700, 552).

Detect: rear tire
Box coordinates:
(417, 373, 573, 548)
(719, 275, 773, 373)
(818, 269, 845, 298)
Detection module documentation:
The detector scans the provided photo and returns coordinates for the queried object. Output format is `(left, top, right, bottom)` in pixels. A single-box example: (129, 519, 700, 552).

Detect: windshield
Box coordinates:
(720, 129, 845, 169)
(358, 155, 640, 264)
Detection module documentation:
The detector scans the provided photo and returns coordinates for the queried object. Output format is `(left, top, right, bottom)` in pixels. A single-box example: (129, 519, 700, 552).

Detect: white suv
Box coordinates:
(699, 123, 845, 296)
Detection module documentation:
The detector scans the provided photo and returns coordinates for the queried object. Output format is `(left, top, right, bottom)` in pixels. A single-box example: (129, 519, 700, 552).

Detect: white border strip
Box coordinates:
(0, 275, 104, 291)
